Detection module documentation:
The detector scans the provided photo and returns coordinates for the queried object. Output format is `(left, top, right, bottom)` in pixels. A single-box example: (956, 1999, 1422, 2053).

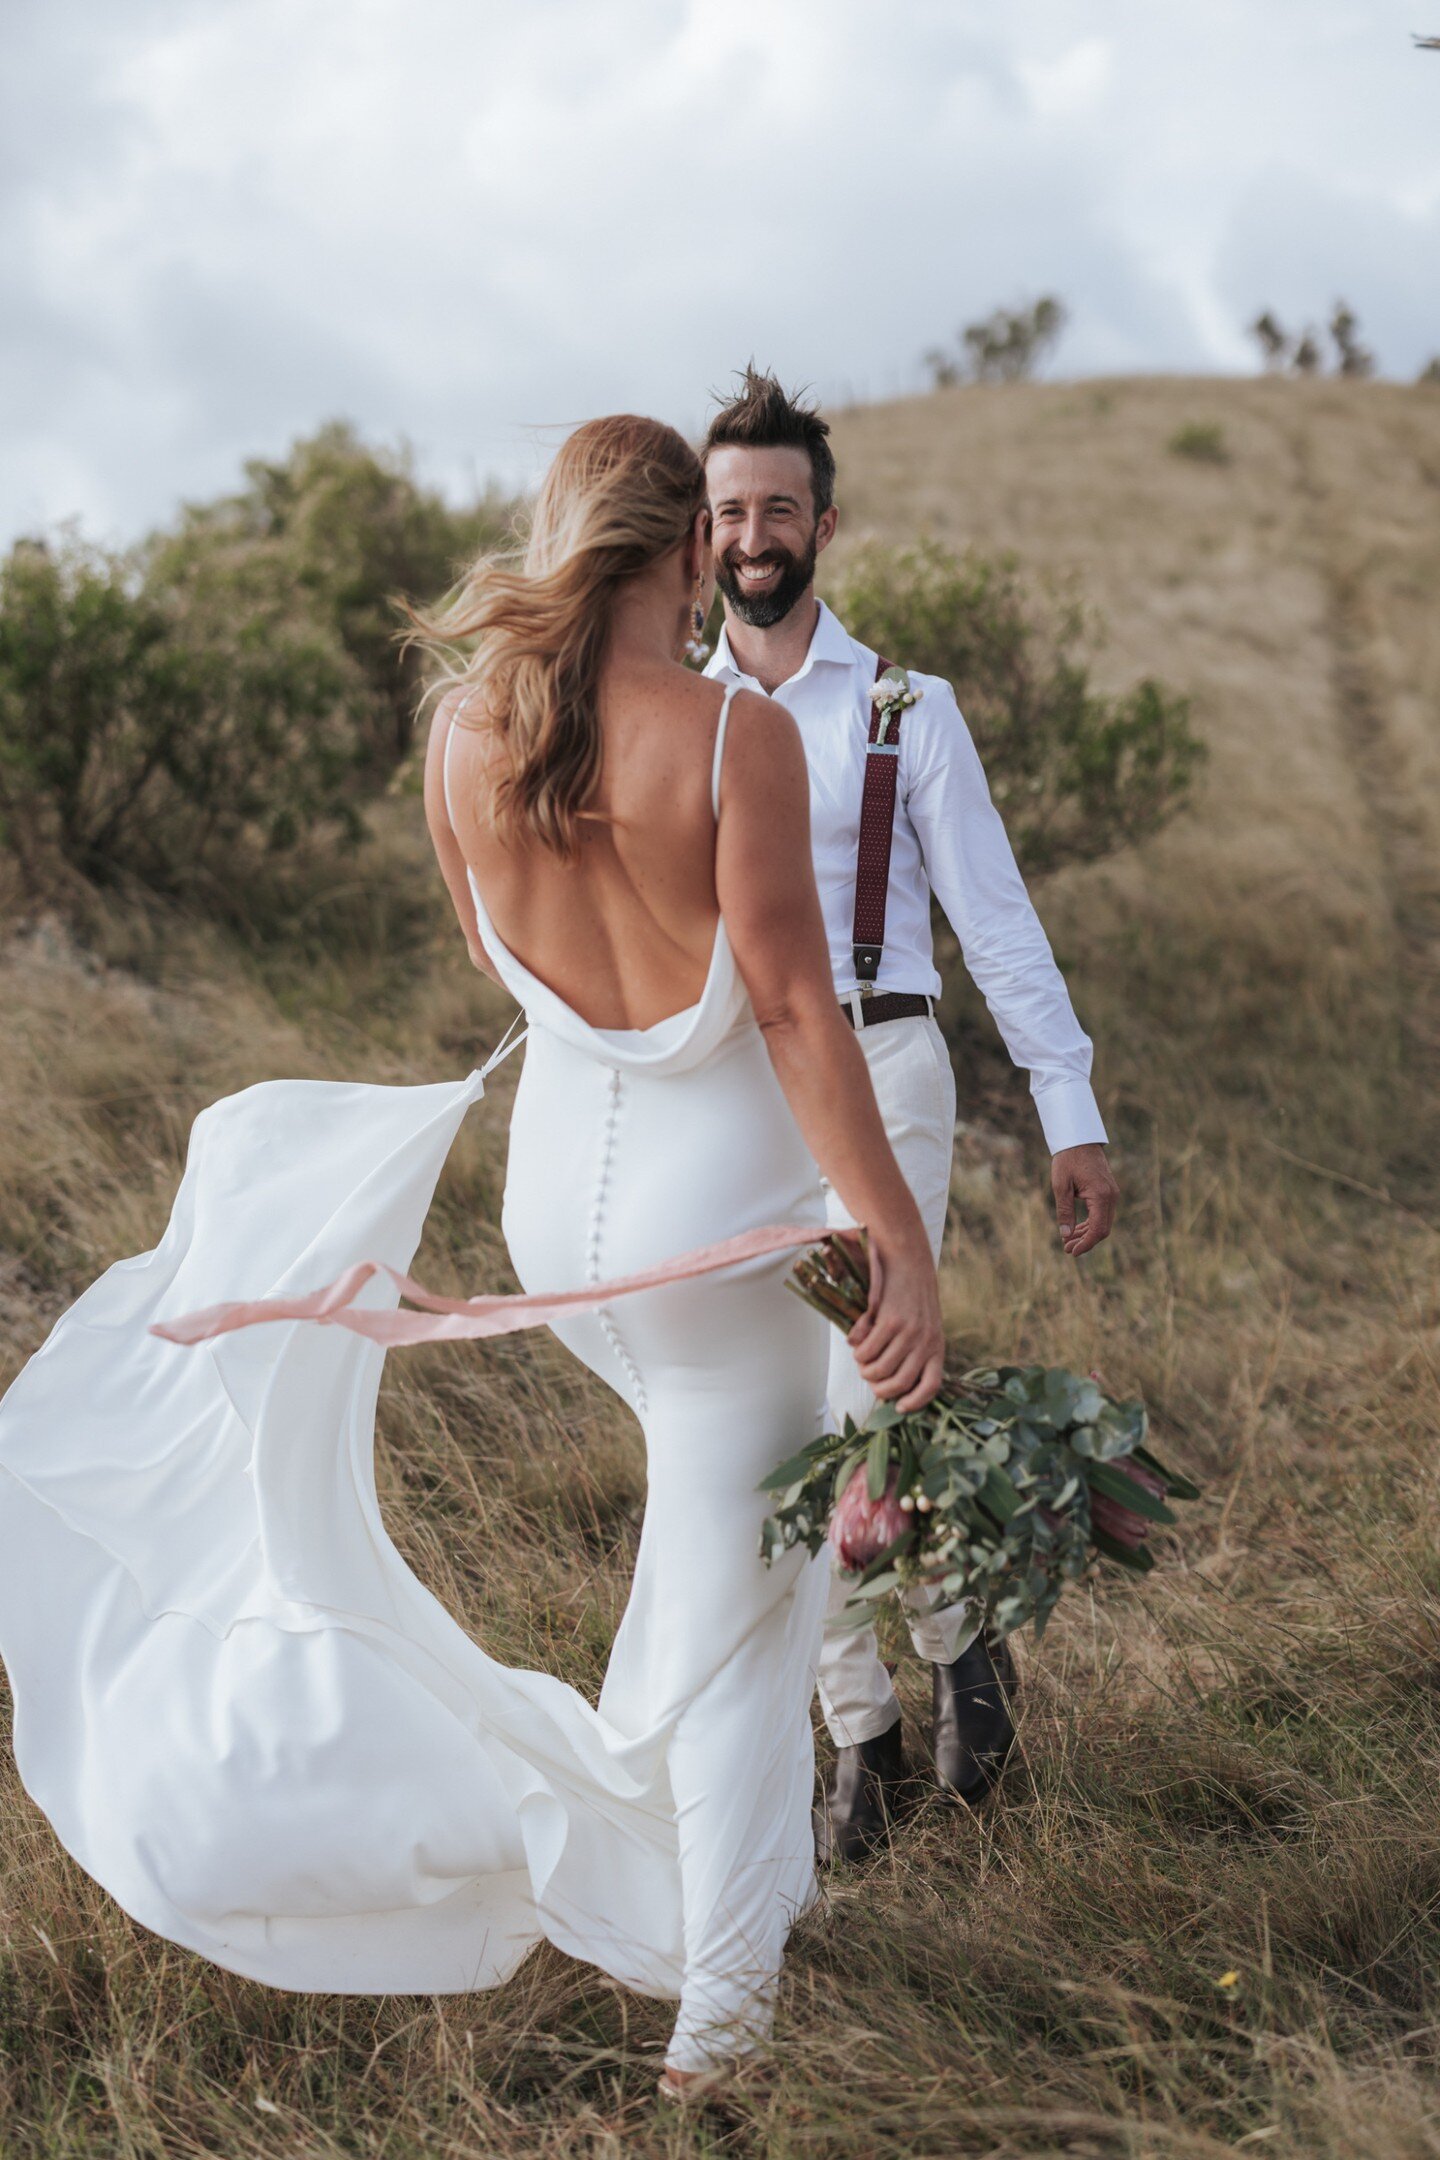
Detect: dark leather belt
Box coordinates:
(841, 992, 933, 1030)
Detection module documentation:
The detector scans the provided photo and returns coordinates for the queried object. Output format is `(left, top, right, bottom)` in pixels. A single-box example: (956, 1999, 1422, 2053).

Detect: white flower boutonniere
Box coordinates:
(869, 664, 922, 745)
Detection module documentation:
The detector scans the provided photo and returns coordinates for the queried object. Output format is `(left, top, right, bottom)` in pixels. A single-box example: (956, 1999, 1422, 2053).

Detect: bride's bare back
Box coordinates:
(428, 658, 732, 1032)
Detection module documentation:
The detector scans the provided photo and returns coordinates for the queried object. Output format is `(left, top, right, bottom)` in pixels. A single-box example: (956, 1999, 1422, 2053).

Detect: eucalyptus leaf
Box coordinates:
(758, 1438, 835, 1491)
(1042, 1369, 1083, 1422)
(849, 1569, 903, 1600)
(1085, 1420, 1139, 1463)
(976, 1465, 1024, 1525)
(832, 1446, 867, 1501)
(1071, 1379, 1104, 1425)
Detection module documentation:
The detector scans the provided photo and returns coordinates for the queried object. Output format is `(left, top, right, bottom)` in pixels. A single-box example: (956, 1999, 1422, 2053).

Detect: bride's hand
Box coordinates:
(846, 1229, 944, 1413)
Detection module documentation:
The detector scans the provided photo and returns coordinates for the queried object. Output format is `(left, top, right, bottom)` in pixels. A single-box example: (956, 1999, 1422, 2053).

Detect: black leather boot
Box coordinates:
(931, 1633, 1018, 1805)
(814, 1716, 913, 1865)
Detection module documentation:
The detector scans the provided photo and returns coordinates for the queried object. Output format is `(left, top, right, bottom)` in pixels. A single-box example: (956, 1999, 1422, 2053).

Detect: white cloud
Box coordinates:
(1017, 38, 1113, 121)
(2, 0, 1437, 544)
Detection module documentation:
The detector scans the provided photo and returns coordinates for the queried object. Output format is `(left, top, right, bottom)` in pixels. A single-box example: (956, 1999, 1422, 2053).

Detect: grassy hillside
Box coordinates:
(2, 377, 1440, 2158)
(834, 376, 1440, 1170)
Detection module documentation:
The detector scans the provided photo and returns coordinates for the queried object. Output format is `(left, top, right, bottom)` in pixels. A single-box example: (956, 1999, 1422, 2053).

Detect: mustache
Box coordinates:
(718, 546, 797, 571)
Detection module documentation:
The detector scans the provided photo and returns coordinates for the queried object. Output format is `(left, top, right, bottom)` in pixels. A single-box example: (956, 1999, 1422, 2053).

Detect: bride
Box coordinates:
(0, 413, 942, 2093)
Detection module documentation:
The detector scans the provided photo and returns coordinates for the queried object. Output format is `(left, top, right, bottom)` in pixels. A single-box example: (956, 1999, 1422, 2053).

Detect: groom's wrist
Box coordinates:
(1035, 1082, 1107, 1157)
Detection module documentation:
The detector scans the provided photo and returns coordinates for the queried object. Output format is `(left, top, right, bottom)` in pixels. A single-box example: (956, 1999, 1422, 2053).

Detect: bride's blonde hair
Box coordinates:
(413, 414, 705, 859)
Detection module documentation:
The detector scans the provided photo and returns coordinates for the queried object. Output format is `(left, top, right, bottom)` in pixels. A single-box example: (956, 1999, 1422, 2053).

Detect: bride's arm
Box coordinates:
(423, 698, 503, 985)
(717, 691, 944, 1412)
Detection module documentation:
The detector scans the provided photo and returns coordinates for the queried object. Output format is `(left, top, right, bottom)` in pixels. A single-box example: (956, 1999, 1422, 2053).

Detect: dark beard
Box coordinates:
(714, 532, 818, 629)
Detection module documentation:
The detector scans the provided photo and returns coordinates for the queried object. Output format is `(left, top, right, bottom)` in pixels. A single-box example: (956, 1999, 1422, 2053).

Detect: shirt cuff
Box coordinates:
(1032, 1081, 1108, 1156)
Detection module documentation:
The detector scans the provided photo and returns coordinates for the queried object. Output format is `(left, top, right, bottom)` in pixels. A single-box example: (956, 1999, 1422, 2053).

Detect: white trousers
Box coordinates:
(818, 1014, 979, 1745)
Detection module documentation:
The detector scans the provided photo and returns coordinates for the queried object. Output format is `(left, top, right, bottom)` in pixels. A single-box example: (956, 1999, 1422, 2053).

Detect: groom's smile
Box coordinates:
(713, 533, 816, 629)
(732, 555, 787, 595)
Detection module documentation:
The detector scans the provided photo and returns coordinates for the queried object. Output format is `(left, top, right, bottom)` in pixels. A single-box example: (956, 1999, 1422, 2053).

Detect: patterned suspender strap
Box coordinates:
(851, 654, 900, 989)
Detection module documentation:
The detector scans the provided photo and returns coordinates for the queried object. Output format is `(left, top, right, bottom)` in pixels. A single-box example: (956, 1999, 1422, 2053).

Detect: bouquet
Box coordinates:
(759, 1234, 1199, 1640)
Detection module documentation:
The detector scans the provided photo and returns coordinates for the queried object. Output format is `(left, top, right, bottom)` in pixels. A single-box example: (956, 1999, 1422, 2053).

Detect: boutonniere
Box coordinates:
(869, 664, 922, 744)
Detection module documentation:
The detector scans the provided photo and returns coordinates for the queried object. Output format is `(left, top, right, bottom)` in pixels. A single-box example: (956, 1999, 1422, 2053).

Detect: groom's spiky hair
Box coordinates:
(702, 366, 836, 516)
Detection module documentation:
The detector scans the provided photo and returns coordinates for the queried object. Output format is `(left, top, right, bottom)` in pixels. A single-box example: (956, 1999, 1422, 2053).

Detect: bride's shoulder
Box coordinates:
(422, 683, 500, 823)
(428, 682, 504, 764)
(429, 681, 487, 738)
(723, 682, 801, 741)
(715, 685, 806, 794)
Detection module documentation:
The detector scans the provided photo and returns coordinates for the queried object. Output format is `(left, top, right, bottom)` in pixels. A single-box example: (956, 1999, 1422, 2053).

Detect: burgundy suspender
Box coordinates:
(851, 654, 900, 987)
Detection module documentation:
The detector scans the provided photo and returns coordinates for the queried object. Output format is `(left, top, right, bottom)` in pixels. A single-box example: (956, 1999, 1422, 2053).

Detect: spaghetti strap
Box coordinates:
(442, 717, 457, 826)
(441, 692, 476, 828)
(711, 683, 738, 820)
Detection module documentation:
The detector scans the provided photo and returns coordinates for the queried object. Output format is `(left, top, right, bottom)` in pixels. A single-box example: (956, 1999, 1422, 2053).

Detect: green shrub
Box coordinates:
(143, 422, 518, 772)
(825, 537, 1204, 875)
(0, 534, 365, 892)
(1169, 421, 1230, 465)
(0, 428, 520, 901)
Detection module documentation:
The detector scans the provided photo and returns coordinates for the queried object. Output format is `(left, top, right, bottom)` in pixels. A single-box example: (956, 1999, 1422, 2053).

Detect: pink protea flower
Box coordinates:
(1088, 1459, 1168, 1551)
(829, 1464, 911, 1572)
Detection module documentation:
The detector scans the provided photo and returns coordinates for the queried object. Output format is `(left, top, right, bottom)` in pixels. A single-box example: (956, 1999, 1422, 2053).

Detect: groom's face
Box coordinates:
(705, 445, 835, 629)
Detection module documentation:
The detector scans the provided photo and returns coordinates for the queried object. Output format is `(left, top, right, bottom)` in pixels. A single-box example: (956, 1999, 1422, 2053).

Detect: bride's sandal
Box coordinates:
(658, 2057, 768, 2108)
(658, 2065, 731, 2103)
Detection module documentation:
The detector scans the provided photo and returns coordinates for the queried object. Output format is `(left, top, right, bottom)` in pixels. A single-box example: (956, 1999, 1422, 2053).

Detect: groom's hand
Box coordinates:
(1052, 1144, 1118, 1258)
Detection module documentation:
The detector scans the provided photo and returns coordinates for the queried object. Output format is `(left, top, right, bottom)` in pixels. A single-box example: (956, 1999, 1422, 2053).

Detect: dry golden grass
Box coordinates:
(3, 375, 1440, 2156)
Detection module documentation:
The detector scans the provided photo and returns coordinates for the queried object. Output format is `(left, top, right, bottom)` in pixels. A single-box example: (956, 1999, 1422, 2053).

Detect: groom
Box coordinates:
(701, 368, 1119, 1861)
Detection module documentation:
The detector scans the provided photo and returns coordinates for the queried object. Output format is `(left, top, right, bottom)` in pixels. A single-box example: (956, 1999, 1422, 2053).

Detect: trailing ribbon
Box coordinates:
(151, 1220, 828, 1350)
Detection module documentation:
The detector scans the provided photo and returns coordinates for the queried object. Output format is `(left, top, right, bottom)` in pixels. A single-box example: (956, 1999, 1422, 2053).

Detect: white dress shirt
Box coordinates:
(706, 599, 1107, 1155)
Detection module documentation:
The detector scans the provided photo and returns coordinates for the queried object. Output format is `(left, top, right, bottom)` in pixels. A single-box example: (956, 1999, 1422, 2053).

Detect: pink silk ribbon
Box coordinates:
(150, 1221, 828, 1350)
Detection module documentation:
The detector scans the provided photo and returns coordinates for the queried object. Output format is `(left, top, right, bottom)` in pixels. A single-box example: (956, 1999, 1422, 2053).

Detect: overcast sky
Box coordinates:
(4, 0, 1438, 547)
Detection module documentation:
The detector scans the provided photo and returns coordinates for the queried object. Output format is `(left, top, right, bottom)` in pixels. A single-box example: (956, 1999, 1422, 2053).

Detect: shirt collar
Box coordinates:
(709, 597, 857, 689)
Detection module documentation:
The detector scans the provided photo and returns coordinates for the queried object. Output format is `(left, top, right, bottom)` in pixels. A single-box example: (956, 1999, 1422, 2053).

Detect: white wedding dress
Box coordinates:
(0, 686, 831, 2074)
